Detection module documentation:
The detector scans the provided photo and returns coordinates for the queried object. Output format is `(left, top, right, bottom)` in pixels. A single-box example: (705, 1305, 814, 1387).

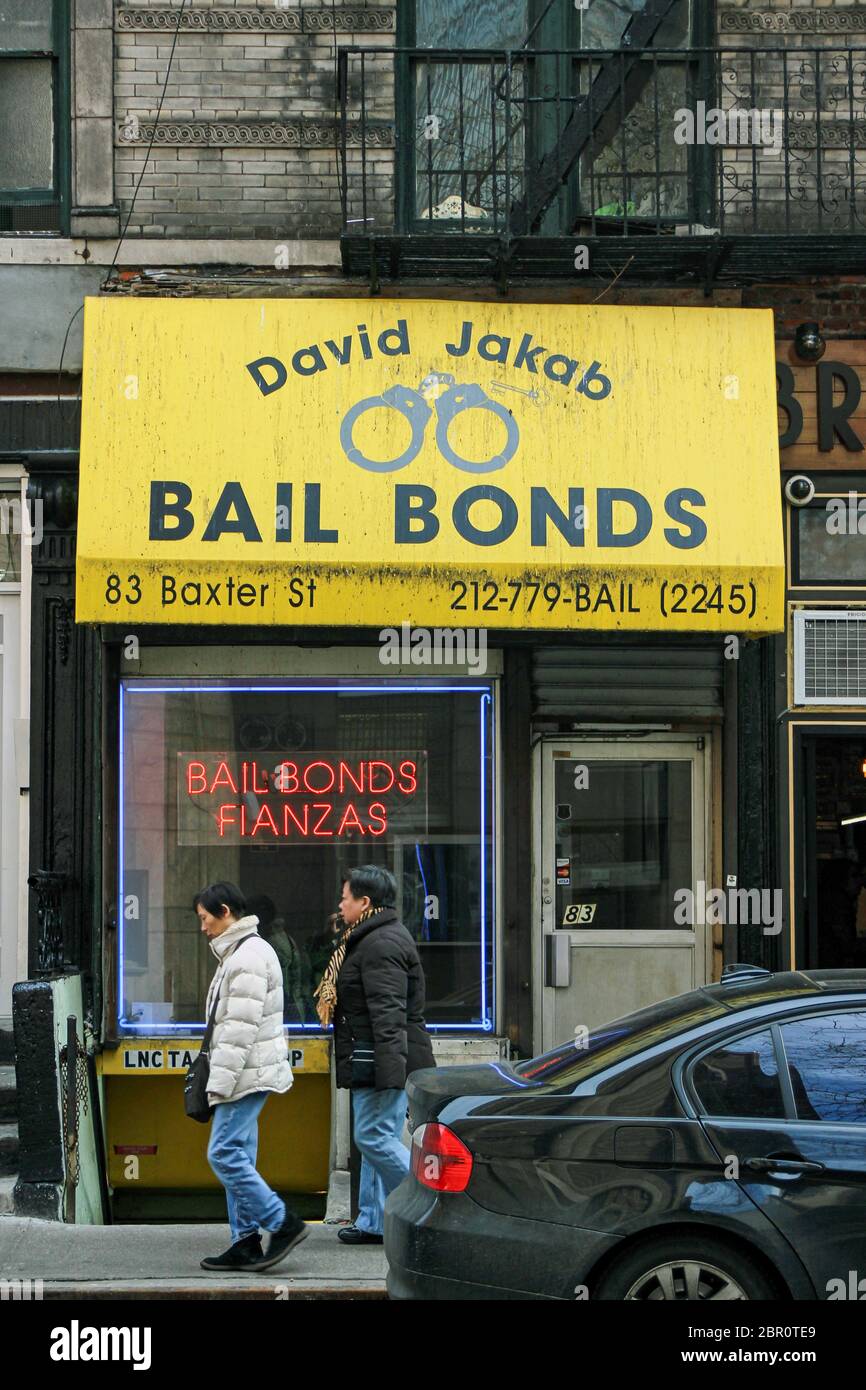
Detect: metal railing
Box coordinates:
(338, 45, 866, 240)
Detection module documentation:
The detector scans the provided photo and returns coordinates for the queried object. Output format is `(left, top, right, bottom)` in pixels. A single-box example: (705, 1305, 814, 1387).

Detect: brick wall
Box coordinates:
(114, 0, 395, 239)
(111, 0, 866, 241)
(717, 0, 866, 234)
(744, 278, 866, 335)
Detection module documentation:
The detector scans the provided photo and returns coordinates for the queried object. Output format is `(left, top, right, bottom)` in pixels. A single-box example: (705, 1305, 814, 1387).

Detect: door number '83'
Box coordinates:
(562, 903, 597, 925)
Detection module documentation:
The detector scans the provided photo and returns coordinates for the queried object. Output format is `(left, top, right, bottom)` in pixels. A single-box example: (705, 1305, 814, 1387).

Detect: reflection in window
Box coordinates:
(0, 0, 65, 233)
(410, 0, 694, 227)
(575, 0, 692, 221)
(574, 61, 691, 221)
(120, 681, 494, 1032)
(781, 1012, 866, 1124)
(692, 1030, 785, 1119)
(514, 989, 727, 1087)
(581, 0, 690, 50)
(0, 489, 22, 583)
(555, 759, 692, 931)
(415, 0, 528, 223)
(0, 0, 55, 51)
(796, 507, 866, 585)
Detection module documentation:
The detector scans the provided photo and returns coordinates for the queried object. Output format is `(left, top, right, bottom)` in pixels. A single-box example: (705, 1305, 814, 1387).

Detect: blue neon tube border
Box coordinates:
(118, 678, 495, 1034)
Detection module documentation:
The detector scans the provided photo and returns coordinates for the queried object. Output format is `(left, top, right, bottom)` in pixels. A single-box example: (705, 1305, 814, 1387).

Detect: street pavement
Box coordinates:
(0, 1217, 387, 1299)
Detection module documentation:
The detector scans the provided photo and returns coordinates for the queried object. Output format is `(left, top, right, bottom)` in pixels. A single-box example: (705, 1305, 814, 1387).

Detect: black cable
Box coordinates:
(521, 0, 562, 50)
(332, 0, 348, 231)
(101, 0, 188, 291)
(55, 302, 84, 427)
(56, 0, 188, 419)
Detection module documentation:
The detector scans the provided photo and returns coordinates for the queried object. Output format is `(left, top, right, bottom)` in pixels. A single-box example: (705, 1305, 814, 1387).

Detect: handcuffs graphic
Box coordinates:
(339, 377, 520, 474)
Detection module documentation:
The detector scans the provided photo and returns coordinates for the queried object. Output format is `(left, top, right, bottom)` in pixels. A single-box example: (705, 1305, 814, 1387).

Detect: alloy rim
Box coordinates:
(625, 1259, 748, 1301)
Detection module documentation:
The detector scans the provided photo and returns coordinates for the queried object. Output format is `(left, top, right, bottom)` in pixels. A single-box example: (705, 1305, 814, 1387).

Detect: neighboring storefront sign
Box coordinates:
(778, 341, 866, 471)
(76, 298, 784, 632)
(98, 1039, 328, 1074)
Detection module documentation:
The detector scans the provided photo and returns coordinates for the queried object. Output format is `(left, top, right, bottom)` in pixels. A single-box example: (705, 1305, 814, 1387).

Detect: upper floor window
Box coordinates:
(581, 0, 690, 50)
(404, 0, 701, 232)
(416, 0, 529, 49)
(0, 0, 69, 234)
(414, 0, 691, 50)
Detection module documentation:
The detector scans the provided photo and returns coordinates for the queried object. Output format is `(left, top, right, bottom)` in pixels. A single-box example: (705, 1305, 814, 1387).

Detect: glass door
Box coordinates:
(537, 736, 707, 1047)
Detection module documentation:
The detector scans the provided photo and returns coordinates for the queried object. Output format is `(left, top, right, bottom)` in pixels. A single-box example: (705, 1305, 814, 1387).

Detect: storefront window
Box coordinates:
(0, 485, 24, 583)
(119, 679, 495, 1034)
(795, 506, 866, 585)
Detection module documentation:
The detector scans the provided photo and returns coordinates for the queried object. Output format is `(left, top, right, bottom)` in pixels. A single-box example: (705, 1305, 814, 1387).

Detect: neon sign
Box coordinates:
(177, 751, 427, 845)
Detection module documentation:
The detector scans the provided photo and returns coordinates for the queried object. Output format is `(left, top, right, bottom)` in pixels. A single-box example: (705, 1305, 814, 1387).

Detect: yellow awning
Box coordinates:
(76, 298, 784, 632)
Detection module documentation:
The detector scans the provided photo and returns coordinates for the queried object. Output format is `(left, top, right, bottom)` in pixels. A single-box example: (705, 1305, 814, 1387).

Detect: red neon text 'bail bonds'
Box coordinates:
(185, 758, 418, 798)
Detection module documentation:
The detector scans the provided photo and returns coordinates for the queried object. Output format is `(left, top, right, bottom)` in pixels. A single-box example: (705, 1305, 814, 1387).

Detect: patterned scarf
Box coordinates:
(314, 905, 379, 1028)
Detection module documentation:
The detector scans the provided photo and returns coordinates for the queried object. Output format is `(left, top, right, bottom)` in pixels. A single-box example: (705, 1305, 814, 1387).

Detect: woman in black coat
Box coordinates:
(314, 864, 435, 1244)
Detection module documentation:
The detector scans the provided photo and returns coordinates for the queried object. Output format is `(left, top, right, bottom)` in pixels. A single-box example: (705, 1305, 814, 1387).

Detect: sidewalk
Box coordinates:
(0, 1218, 388, 1299)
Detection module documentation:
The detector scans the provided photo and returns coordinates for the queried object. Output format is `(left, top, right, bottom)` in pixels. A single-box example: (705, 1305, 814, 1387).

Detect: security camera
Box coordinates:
(784, 475, 815, 507)
(794, 322, 826, 363)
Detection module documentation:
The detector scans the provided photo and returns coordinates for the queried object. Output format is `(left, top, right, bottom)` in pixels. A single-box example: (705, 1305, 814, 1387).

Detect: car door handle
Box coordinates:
(745, 1155, 825, 1175)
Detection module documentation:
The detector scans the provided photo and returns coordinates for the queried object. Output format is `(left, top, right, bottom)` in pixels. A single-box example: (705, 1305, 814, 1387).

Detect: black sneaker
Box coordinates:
(200, 1233, 263, 1271)
(337, 1223, 384, 1245)
(248, 1213, 309, 1271)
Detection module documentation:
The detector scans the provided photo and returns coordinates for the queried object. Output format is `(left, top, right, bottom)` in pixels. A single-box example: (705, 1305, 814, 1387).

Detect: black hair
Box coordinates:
(193, 881, 247, 919)
(343, 864, 397, 909)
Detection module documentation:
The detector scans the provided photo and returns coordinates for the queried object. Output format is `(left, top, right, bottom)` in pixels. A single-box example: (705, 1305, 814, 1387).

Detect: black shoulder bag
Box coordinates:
(184, 934, 256, 1123)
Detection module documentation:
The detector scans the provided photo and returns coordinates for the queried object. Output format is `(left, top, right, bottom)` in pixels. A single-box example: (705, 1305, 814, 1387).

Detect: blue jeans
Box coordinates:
(353, 1087, 410, 1236)
(207, 1091, 286, 1243)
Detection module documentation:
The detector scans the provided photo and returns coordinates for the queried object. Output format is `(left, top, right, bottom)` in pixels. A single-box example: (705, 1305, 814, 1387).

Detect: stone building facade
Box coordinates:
(3, 0, 866, 1221)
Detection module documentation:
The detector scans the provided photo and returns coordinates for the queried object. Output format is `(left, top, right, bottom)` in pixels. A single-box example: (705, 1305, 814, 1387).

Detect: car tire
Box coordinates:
(592, 1234, 777, 1301)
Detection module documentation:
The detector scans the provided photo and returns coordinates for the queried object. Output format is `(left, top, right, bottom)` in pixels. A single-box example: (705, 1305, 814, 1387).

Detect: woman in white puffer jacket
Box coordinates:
(195, 881, 308, 1274)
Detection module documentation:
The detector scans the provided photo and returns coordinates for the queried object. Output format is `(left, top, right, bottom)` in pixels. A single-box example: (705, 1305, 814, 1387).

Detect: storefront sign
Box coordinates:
(177, 749, 428, 844)
(100, 1041, 324, 1073)
(778, 342, 866, 471)
(76, 299, 784, 631)
(122, 1047, 199, 1070)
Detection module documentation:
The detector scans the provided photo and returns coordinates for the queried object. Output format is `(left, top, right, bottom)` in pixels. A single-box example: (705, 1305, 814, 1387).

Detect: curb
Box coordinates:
(38, 1280, 388, 1300)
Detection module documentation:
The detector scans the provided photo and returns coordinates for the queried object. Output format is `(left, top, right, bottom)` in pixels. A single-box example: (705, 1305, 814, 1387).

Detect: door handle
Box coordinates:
(745, 1155, 825, 1176)
(545, 933, 571, 988)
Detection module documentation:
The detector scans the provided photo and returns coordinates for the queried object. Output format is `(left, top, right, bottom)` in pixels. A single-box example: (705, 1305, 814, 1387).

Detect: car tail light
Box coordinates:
(411, 1123, 473, 1193)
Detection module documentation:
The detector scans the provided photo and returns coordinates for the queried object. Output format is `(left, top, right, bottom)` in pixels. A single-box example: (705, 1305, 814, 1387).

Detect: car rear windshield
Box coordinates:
(513, 988, 729, 1087)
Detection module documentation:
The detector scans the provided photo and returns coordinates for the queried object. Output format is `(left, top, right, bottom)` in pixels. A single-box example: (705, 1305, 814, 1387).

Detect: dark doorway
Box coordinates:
(803, 734, 866, 969)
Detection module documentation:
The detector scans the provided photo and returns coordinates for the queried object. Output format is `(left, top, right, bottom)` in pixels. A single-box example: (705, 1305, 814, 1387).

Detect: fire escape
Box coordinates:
(338, 0, 866, 288)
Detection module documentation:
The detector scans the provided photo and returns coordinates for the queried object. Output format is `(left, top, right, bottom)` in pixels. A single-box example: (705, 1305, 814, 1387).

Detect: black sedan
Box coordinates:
(385, 966, 866, 1300)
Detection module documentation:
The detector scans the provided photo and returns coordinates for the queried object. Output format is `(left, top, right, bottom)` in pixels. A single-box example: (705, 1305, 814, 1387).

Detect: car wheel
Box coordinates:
(593, 1235, 776, 1301)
